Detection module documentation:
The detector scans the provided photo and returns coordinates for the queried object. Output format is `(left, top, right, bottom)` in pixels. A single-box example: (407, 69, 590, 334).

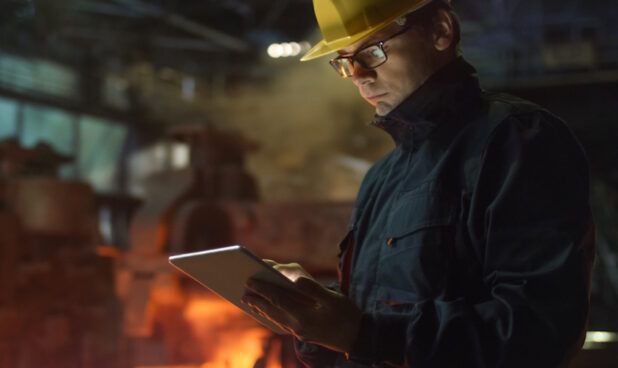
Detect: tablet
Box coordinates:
(168, 245, 296, 334)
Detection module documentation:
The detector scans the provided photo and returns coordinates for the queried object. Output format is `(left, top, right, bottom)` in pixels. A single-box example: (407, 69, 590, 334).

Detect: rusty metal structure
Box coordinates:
(118, 125, 353, 367)
(0, 125, 354, 367)
(0, 139, 121, 368)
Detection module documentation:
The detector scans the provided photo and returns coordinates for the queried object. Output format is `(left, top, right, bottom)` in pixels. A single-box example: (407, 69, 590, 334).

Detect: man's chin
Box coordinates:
(375, 102, 394, 117)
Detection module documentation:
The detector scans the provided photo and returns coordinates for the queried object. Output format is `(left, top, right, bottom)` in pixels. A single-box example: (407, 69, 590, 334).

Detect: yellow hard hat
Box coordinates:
(301, 0, 436, 61)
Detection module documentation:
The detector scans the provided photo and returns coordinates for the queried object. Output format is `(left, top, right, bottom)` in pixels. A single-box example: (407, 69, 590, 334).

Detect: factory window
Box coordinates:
(78, 116, 127, 192)
(20, 104, 76, 178)
(0, 97, 18, 139)
(21, 104, 75, 156)
(13, 102, 128, 192)
(0, 54, 79, 100)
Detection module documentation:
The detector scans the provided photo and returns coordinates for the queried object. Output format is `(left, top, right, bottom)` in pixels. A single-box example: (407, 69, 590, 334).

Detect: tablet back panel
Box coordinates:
(169, 245, 292, 334)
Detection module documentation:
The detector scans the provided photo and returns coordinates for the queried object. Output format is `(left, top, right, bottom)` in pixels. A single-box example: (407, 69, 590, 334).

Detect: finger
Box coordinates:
(246, 278, 316, 309)
(295, 276, 329, 297)
(241, 289, 262, 301)
(246, 278, 311, 306)
(262, 260, 300, 281)
(242, 294, 276, 316)
(277, 268, 302, 282)
(245, 277, 278, 295)
(242, 297, 267, 318)
(271, 262, 312, 282)
(246, 277, 295, 296)
(241, 294, 296, 334)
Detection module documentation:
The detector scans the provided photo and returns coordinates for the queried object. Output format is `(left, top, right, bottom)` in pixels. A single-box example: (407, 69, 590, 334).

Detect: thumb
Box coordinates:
(294, 276, 327, 297)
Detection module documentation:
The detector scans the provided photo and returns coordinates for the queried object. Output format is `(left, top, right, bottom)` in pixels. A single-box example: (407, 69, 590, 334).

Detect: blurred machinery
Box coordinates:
(0, 139, 121, 368)
(119, 125, 353, 367)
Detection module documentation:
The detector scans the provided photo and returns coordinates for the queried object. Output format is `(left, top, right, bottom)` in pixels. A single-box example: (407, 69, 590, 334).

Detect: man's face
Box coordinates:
(337, 23, 440, 116)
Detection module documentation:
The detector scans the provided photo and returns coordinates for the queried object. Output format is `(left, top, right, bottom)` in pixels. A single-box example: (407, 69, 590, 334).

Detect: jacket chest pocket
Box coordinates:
(376, 182, 458, 298)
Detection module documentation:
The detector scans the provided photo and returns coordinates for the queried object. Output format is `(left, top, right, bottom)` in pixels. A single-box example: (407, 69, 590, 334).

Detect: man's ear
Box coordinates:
(432, 8, 455, 51)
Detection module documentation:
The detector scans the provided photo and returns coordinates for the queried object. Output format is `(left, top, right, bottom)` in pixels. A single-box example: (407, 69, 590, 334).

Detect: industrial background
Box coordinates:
(0, 0, 617, 367)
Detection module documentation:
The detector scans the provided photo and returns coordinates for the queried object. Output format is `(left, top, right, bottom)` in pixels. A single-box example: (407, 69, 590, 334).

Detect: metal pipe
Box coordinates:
(112, 0, 250, 52)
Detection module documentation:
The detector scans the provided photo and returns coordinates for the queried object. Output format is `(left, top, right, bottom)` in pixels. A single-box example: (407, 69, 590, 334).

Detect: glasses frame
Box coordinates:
(329, 26, 411, 78)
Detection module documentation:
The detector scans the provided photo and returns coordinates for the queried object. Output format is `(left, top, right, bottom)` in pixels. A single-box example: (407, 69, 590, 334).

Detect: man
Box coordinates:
(242, 0, 595, 366)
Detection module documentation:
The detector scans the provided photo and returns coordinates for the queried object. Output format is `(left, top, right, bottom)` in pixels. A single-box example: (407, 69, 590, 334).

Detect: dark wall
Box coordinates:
(506, 82, 618, 179)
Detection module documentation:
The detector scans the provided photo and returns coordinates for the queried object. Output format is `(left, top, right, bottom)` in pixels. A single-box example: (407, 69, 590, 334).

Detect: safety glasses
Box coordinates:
(329, 26, 410, 78)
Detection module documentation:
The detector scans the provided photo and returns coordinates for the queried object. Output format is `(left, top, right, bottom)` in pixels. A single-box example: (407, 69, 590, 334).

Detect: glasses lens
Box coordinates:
(330, 58, 354, 78)
(355, 45, 386, 69)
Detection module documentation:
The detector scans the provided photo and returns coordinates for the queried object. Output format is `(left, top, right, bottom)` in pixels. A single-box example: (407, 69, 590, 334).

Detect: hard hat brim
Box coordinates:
(300, 26, 379, 62)
(300, 0, 434, 62)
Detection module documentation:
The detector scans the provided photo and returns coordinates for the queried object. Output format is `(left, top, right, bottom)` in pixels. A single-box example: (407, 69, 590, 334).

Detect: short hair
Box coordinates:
(405, 0, 462, 52)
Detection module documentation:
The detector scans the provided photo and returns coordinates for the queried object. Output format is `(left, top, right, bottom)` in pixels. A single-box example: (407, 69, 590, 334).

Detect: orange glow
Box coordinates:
(96, 245, 120, 257)
(183, 297, 278, 368)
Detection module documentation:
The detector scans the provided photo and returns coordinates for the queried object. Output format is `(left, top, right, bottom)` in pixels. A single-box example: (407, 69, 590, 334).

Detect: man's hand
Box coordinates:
(242, 260, 362, 353)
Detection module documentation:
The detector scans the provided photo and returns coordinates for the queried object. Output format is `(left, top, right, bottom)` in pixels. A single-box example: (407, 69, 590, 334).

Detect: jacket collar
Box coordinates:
(370, 57, 481, 151)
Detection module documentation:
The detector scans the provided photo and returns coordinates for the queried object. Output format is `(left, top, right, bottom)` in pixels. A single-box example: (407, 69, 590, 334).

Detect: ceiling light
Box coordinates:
(267, 41, 311, 58)
(267, 44, 283, 58)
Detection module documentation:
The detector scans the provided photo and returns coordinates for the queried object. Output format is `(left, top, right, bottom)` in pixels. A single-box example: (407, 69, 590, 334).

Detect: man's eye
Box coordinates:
(358, 47, 378, 58)
(362, 47, 384, 60)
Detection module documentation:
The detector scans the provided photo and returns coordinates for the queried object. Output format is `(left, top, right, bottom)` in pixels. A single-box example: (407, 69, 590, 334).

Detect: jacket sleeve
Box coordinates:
(347, 112, 595, 367)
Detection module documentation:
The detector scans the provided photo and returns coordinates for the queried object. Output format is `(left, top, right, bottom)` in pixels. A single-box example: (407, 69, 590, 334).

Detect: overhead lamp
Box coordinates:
(267, 41, 311, 59)
(267, 43, 284, 58)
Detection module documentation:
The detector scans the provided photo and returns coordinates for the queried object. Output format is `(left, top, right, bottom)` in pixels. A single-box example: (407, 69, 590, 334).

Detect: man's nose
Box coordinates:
(351, 63, 376, 86)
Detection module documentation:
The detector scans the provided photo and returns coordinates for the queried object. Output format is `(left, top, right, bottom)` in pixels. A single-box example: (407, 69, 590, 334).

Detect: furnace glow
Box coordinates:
(184, 297, 278, 368)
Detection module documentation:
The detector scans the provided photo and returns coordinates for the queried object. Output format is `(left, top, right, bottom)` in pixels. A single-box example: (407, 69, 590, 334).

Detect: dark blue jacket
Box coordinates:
(296, 58, 595, 367)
